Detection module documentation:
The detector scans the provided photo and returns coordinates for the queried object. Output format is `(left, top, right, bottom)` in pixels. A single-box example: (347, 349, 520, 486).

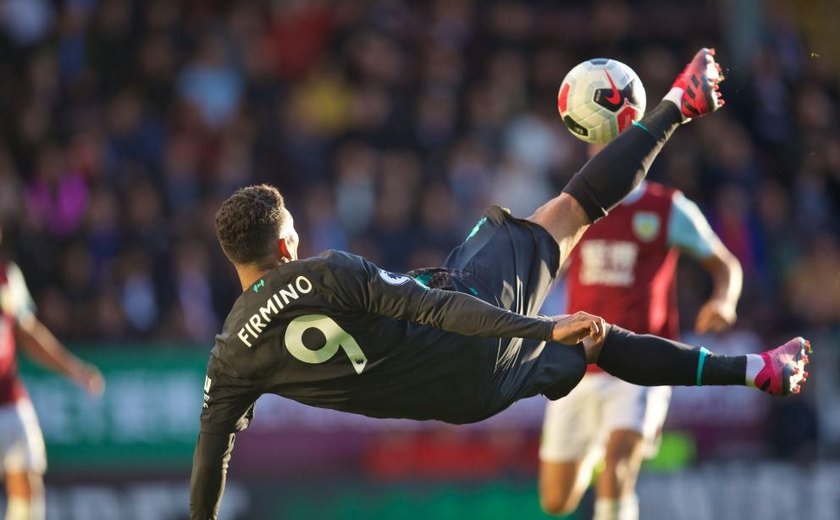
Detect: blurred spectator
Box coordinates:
(785, 233, 840, 329)
(0, 2, 833, 395)
(177, 35, 244, 129)
(0, 0, 54, 47)
(25, 144, 89, 239)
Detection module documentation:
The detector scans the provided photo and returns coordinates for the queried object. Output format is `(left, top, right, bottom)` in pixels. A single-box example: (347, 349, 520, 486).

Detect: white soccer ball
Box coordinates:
(557, 58, 646, 144)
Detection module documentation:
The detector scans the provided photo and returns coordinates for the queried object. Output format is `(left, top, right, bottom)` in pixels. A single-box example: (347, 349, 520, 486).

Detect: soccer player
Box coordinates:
(190, 49, 811, 519)
(0, 227, 105, 520)
(538, 154, 743, 520)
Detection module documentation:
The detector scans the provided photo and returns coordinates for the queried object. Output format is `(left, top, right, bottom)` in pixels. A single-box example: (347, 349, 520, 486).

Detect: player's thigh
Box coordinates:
(540, 376, 600, 464)
(0, 400, 47, 478)
(445, 206, 560, 315)
(528, 193, 591, 267)
(601, 378, 671, 458)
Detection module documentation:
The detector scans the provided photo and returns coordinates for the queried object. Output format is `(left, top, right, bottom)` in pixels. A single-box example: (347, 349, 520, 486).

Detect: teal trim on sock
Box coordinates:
(696, 347, 711, 386)
(632, 120, 653, 137)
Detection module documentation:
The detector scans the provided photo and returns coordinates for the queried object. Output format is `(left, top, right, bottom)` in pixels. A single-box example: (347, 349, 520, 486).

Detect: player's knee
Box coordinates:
(540, 492, 578, 516)
(5, 471, 40, 499)
(538, 466, 581, 516)
(5, 472, 44, 520)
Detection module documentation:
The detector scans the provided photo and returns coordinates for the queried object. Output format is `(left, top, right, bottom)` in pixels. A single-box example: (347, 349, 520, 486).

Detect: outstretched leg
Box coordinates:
(529, 48, 724, 265)
(584, 326, 811, 396)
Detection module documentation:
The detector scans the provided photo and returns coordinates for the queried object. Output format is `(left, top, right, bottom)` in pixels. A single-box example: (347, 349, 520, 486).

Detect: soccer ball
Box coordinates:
(557, 59, 646, 144)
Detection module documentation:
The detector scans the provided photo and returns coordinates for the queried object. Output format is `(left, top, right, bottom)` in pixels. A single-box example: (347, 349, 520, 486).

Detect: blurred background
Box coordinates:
(0, 0, 838, 518)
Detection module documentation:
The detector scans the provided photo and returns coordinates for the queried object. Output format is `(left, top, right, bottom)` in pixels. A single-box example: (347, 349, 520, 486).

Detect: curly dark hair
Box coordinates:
(215, 185, 287, 265)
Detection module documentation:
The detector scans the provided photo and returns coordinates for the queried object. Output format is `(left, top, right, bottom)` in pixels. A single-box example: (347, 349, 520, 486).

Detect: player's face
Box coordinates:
(279, 208, 299, 261)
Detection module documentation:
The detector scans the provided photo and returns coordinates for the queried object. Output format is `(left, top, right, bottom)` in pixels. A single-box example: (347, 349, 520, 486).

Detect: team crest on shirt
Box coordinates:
(632, 212, 660, 242)
(378, 269, 411, 285)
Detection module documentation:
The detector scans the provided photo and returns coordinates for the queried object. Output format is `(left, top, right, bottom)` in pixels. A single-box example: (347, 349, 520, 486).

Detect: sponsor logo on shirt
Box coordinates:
(378, 269, 411, 286)
(203, 376, 212, 409)
(579, 239, 639, 287)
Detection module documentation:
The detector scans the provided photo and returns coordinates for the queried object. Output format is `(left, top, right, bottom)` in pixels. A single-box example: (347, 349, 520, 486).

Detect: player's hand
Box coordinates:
(74, 364, 105, 397)
(550, 311, 606, 345)
(694, 298, 736, 334)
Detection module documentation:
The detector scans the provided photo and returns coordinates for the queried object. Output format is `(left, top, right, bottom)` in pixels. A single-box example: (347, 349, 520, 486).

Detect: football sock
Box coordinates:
(619, 494, 640, 520)
(6, 495, 44, 520)
(596, 326, 746, 386)
(594, 498, 619, 520)
(562, 101, 682, 223)
(593, 495, 638, 520)
(663, 86, 684, 114)
(744, 354, 766, 387)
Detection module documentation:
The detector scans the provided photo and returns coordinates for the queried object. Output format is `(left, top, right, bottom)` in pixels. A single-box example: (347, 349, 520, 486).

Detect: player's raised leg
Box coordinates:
(528, 48, 724, 265)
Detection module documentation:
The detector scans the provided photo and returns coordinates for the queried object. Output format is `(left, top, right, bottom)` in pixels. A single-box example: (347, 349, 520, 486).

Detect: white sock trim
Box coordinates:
(745, 353, 764, 387)
(618, 493, 639, 520)
(663, 87, 685, 120)
(594, 498, 619, 520)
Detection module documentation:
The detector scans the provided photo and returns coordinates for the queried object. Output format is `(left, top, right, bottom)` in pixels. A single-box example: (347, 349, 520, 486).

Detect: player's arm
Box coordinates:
(324, 254, 601, 344)
(667, 192, 743, 333)
(696, 248, 742, 333)
(191, 357, 258, 520)
(190, 431, 236, 520)
(15, 316, 104, 395)
(7, 263, 103, 395)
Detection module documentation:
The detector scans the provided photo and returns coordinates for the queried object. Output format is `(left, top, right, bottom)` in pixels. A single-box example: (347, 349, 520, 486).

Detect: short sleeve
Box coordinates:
(3, 263, 35, 322)
(666, 192, 721, 260)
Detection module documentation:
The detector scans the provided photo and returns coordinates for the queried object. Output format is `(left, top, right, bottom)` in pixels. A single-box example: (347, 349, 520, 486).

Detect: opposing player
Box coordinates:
(0, 227, 105, 520)
(538, 157, 743, 519)
(191, 49, 811, 519)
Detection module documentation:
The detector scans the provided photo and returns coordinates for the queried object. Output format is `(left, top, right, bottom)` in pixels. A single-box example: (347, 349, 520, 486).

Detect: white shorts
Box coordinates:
(0, 399, 47, 474)
(539, 372, 671, 463)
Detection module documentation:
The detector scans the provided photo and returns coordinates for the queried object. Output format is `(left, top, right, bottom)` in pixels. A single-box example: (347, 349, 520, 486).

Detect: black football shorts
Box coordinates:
(442, 206, 587, 413)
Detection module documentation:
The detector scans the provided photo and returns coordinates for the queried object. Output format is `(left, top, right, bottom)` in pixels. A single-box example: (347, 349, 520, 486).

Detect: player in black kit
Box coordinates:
(190, 49, 811, 519)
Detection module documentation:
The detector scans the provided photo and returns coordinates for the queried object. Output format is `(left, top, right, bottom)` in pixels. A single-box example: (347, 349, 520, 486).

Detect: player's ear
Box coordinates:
(277, 238, 292, 262)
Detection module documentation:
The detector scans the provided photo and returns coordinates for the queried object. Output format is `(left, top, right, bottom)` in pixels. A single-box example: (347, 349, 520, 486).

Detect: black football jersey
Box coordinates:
(200, 250, 554, 432)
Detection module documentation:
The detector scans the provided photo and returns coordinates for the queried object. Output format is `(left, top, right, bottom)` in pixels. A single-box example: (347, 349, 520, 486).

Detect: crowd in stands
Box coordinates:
(0, 0, 836, 359)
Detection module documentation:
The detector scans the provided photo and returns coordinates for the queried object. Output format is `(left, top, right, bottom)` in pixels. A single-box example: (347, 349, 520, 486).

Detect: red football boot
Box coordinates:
(752, 337, 811, 396)
(672, 47, 725, 120)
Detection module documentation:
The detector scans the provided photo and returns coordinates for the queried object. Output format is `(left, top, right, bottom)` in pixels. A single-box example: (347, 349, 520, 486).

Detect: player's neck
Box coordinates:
(236, 262, 280, 292)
